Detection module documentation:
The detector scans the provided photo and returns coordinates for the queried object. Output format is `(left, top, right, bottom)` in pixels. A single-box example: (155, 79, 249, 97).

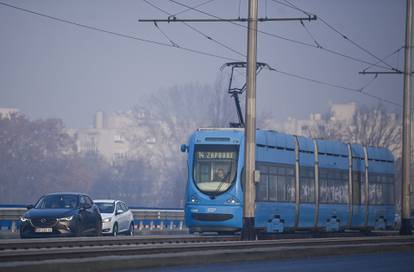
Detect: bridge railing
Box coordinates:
(0, 206, 186, 233)
(0, 207, 27, 233)
(130, 208, 186, 232)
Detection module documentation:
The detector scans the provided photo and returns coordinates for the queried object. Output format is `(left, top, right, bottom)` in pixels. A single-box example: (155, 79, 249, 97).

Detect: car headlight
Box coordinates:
(102, 217, 112, 223)
(20, 216, 29, 222)
(58, 216, 73, 221)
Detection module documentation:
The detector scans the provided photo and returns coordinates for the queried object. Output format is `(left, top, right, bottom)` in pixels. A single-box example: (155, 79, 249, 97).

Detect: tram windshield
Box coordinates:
(193, 144, 239, 195)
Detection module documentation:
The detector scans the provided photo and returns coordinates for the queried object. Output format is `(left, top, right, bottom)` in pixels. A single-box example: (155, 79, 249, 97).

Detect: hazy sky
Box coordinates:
(0, 0, 409, 128)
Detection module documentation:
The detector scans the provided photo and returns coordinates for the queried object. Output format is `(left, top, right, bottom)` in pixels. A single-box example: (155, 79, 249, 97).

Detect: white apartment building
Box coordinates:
(278, 103, 357, 136)
(74, 109, 156, 162)
(75, 111, 134, 162)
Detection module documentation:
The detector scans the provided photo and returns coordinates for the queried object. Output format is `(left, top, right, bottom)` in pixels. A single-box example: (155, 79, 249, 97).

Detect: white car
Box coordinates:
(94, 200, 134, 236)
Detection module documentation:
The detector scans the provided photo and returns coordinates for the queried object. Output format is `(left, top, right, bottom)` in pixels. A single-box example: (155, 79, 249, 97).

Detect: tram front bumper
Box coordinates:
(185, 204, 242, 232)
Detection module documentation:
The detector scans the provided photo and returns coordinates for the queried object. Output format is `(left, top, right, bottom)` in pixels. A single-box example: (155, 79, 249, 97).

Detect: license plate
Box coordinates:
(35, 228, 53, 233)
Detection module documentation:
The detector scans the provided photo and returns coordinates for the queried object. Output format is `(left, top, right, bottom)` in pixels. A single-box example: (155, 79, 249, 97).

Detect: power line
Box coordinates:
(153, 21, 179, 47)
(274, 0, 398, 71)
(318, 16, 398, 71)
(182, 23, 245, 57)
(167, 0, 317, 45)
(0, 1, 241, 62)
(362, 46, 404, 73)
(168, 0, 397, 71)
(300, 20, 322, 48)
(267, 65, 402, 107)
(142, 0, 245, 57)
(172, 0, 217, 17)
(0, 1, 401, 108)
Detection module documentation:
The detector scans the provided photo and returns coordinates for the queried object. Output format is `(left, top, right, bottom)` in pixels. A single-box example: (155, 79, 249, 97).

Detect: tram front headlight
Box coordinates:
(226, 197, 240, 205)
(190, 195, 200, 204)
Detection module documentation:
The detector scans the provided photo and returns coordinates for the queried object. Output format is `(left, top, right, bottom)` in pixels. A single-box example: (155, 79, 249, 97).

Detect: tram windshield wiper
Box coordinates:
(210, 172, 231, 199)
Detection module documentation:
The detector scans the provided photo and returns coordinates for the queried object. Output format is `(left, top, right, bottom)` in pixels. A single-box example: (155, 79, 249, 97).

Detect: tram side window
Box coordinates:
(320, 168, 348, 204)
(275, 165, 295, 202)
(287, 167, 295, 202)
(368, 173, 394, 205)
(256, 164, 295, 202)
(300, 167, 315, 203)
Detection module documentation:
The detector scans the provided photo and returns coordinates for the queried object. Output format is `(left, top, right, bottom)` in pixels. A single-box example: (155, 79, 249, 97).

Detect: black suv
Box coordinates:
(20, 193, 102, 238)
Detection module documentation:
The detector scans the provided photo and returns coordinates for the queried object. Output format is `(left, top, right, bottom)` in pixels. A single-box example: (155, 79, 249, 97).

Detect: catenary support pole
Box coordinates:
(400, 0, 413, 235)
(241, 0, 258, 241)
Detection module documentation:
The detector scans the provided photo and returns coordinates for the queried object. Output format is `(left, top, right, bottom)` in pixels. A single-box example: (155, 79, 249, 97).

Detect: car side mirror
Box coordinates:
(180, 144, 188, 153)
(26, 204, 33, 210)
(116, 209, 123, 215)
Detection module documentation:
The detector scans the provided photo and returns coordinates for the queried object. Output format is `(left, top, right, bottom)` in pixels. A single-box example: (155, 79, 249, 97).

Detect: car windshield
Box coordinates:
(193, 144, 239, 195)
(96, 202, 115, 213)
(34, 195, 79, 209)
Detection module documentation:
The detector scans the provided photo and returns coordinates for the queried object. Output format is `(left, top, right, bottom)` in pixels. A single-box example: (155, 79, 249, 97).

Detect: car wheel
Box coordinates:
(127, 222, 134, 236)
(112, 223, 118, 236)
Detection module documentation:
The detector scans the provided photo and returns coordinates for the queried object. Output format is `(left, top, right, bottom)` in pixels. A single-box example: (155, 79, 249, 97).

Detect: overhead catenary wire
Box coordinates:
(172, 0, 217, 17)
(362, 46, 404, 73)
(0, 1, 402, 109)
(0, 1, 241, 62)
(267, 65, 401, 107)
(300, 20, 322, 48)
(144, 0, 392, 103)
(153, 21, 179, 47)
(143, 0, 245, 57)
(318, 16, 398, 71)
(274, 0, 399, 71)
(163, 0, 403, 107)
(168, 0, 396, 71)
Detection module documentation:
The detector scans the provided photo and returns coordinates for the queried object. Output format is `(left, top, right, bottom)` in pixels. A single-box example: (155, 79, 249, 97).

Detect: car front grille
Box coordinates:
(30, 218, 58, 228)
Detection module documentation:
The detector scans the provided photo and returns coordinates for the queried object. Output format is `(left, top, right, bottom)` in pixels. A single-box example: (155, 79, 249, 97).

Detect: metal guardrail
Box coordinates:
(0, 206, 185, 233)
(130, 208, 185, 232)
(0, 207, 26, 233)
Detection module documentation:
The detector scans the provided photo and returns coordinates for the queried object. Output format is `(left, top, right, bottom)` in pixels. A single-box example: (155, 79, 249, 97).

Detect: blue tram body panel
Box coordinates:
(183, 129, 395, 234)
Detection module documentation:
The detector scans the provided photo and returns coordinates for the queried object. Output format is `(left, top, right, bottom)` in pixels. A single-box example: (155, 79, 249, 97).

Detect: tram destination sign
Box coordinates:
(197, 151, 235, 160)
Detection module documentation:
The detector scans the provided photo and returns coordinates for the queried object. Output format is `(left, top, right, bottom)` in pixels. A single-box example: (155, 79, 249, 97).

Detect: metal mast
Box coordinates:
(241, 0, 258, 241)
(400, 0, 413, 235)
(139, 1, 315, 241)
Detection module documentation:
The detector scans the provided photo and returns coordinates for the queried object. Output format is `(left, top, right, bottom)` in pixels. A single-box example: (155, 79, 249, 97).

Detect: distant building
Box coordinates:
(330, 102, 357, 122)
(276, 103, 357, 136)
(0, 107, 19, 119)
(74, 111, 132, 162)
(73, 110, 157, 162)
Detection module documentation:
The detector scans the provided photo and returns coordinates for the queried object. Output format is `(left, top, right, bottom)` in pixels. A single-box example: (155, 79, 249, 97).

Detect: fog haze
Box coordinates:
(0, 0, 408, 128)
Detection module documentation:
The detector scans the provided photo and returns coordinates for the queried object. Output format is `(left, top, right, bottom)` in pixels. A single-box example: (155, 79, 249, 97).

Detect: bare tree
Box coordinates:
(297, 104, 401, 155)
(0, 113, 109, 204)
(345, 105, 401, 154)
(127, 78, 236, 207)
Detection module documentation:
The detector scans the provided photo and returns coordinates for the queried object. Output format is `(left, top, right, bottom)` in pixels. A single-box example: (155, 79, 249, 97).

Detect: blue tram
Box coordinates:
(181, 128, 395, 234)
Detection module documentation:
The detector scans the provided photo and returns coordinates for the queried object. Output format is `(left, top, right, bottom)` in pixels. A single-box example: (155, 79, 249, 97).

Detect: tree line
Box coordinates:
(0, 80, 407, 208)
